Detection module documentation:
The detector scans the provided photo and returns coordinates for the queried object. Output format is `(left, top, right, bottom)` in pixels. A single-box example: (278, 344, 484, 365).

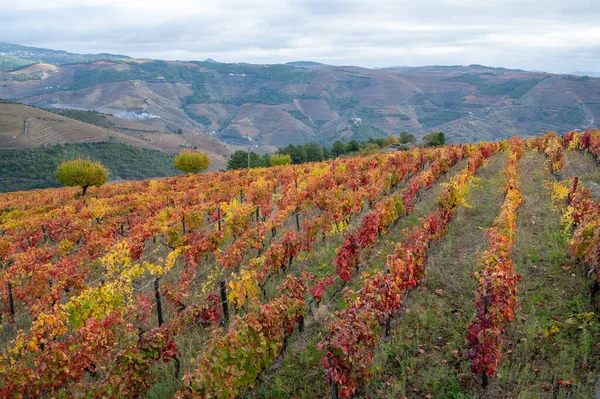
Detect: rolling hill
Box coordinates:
(0, 100, 230, 168)
(1, 43, 599, 150)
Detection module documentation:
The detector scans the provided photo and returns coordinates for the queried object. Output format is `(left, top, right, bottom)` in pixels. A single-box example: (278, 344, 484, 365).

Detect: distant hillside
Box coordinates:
(0, 101, 231, 169)
(0, 42, 130, 65)
(0, 43, 599, 148)
(286, 61, 326, 67)
(0, 54, 35, 72)
(0, 142, 177, 192)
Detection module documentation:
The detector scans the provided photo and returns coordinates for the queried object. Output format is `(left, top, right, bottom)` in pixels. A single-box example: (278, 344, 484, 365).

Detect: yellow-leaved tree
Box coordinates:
(55, 158, 109, 196)
(173, 150, 210, 174)
(269, 153, 292, 166)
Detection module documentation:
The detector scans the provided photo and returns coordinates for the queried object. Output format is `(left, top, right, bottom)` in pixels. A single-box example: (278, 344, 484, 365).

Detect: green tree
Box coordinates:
(423, 131, 446, 147)
(173, 150, 210, 174)
(270, 153, 292, 166)
(55, 158, 109, 196)
(359, 143, 382, 156)
(322, 147, 331, 160)
(331, 140, 347, 157)
(304, 142, 324, 162)
(282, 144, 307, 164)
(347, 140, 360, 153)
(227, 150, 266, 170)
(262, 153, 271, 166)
(399, 132, 416, 145)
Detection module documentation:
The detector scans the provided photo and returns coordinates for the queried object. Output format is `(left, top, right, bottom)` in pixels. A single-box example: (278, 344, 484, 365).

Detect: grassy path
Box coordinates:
(363, 151, 508, 398)
(241, 156, 474, 399)
(496, 151, 600, 398)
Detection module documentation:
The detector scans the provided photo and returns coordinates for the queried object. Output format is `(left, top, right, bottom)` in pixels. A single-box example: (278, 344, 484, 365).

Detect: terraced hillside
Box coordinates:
(0, 101, 231, 170)
(1, 129, 599, 398)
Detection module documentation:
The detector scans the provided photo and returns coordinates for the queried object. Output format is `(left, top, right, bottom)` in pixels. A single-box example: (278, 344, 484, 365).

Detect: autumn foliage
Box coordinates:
(1, 130, 598, 398)
(55, 158, 109, 195)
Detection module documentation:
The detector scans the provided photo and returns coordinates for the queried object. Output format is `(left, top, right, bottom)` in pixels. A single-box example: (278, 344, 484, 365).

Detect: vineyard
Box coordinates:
(1, 130, 600, 398)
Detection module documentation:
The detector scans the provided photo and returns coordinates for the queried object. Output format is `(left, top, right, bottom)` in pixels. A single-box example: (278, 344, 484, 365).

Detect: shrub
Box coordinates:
(55, 159, 109, 195)
(270, 154, 292, 166)
(173, 150, 210, 174)
(423, 131, 446, 147)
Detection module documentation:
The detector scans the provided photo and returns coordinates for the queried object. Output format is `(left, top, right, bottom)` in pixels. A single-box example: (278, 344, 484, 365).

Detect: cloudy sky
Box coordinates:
(1, 0, 599, 73)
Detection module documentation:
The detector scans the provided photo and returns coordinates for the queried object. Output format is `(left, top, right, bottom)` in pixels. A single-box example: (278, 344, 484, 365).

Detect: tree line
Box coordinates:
(226, 131, 445, 170)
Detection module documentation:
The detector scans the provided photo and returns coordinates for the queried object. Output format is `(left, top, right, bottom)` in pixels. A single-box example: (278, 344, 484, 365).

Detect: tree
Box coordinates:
(399, 132, 416, 145)
(262, 153, 271, 166)
(322, 147, 331, 160)
(347, 140, 360, 153)
(423, 131, 445, 147)
(227, 150, 266, 170)
(331, 140, 347, 157)
(55, 158, 109, 196)
(384, 134, 400, 146)
(280, 144, 307, 164)
(304, 143, 324, 162)
(173, 150, 210, 174)
(270, 153, 292, 166)
(359, 143, 382, 156)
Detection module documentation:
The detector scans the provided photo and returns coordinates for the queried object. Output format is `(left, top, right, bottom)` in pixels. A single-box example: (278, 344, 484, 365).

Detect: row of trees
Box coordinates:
(226, 132, 443, 170)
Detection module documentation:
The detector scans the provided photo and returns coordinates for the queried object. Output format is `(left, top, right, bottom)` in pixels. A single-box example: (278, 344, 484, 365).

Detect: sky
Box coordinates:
(1, 0, 599, 73)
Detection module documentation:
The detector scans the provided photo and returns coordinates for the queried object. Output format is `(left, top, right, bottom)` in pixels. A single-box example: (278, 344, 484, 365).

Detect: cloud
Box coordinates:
(0, 0, 599, 72)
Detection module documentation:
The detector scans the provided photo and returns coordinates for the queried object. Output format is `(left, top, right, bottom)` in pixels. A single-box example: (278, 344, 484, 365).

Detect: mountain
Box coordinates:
(1, 43, 599, 150)
(0, 42, 130, 65)
(569, 71, 600, 78)
(286, 61, 326, 68)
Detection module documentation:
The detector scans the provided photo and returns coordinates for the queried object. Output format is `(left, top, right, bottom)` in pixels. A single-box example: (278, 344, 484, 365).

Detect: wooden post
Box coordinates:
(7, 283, 14, 321)
(173, 355, 181, 379)
(155, 278, 164, 327)
(217, 207, 222, 232)
(220, 281, 229, 326)
(295, 210, 301, 231)
(256, 207, 260, 223)
(483, 294, 490, 315)
(240, 189, 244, 203)
(330, 375, 338, 399)
(482, 294, 490, 389)
(299, 315, 304, 333)
(182, 215, 186, 235)
(385, 316, 391, 337)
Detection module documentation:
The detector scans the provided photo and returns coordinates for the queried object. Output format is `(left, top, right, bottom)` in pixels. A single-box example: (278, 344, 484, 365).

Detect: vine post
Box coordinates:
(7, 283, 14, 321)
(154, 278, 164, 327)
(217, 206, 222, 231)
(220, 281, 229, 326)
